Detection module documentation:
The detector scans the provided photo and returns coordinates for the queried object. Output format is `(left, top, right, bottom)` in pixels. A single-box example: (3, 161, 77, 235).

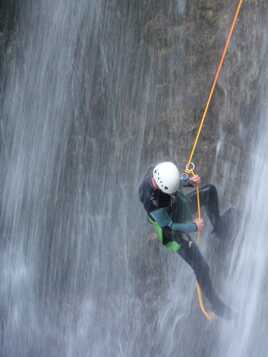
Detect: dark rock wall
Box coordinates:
(136, 0, 268, 202)
(0, 1, 18, 107)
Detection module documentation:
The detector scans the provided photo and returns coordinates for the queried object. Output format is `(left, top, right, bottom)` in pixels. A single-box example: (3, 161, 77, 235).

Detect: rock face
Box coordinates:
(139, 0, 267, 202)
(0, 1, 267, 357)
(0, 1, 17, 99)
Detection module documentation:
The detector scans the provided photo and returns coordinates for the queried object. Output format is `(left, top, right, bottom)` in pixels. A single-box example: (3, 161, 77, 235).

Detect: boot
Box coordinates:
(211, 298, 233, 320)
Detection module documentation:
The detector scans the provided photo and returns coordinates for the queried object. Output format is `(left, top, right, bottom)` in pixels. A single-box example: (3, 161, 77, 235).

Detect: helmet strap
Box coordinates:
(151, 177, 159, 190)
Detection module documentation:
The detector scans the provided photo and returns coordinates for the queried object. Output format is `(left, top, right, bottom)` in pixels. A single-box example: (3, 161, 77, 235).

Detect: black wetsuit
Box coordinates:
(139, 170, 231, 319)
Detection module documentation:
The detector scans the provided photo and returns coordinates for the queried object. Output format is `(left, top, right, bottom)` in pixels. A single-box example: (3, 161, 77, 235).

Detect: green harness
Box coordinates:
(148, 191, 193, 253)
(148, 216, 182, 253)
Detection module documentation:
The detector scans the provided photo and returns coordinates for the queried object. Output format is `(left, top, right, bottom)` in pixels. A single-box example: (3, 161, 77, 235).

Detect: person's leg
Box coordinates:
(187, 184, 220, 228)
(177, 237, 232, 318)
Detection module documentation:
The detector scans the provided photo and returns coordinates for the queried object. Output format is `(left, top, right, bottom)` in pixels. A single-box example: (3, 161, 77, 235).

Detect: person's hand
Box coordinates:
(190, 174, 201, 186)
(194, 218, 205, 232)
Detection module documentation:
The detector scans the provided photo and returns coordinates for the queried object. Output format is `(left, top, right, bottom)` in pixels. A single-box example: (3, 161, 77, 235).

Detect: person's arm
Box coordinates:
(150, 208, 197, 234)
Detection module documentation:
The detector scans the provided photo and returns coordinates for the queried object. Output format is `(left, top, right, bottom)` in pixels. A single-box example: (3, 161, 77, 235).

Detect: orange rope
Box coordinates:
(187, 0, 245, 167)
(185, 165, 202, 241)
(196, 284, 215, 321)
(184, 0, 245, 321)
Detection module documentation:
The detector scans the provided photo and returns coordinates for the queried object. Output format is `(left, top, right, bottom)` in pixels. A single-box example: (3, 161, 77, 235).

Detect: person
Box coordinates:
(139, 161, 232, 319)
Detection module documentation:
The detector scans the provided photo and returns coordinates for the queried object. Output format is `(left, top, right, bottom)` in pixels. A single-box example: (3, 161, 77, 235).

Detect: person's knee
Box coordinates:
(201, 184, 217, 195)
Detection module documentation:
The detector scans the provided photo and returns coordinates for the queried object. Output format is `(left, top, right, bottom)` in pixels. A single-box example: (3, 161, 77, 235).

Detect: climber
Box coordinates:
(139, 161, 232, 319)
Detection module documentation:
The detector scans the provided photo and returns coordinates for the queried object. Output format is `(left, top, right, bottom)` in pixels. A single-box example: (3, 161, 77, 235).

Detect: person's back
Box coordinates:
(139, 167, 172, 216)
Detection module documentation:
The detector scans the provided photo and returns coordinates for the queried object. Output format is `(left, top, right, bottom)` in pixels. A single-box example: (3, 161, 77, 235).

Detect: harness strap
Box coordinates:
(148, 216, 182, 253)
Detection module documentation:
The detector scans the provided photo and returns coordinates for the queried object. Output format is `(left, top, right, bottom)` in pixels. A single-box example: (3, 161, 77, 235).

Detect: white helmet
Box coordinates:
(153, 162, 180, 194)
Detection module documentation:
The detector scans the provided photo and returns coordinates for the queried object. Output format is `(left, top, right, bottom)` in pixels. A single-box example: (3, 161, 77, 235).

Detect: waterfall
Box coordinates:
(0, 1, 104, 356)
(0, 1, 267, 356)
(216, 66, 268, 357)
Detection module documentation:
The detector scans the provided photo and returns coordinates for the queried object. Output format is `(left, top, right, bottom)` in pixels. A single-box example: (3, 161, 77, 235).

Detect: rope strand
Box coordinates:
(187, 0, 245, 167)
(184, 0, 245, 320)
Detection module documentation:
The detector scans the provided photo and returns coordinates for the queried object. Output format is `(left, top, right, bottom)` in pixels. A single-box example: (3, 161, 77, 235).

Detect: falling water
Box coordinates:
(0, 1, 164, 356)
(0, 1, 268, 357)
(0, 1, 105, 356)
(215, 62, 268, 357)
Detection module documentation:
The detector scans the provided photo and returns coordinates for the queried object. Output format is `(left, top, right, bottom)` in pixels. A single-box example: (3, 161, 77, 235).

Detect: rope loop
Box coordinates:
(185, 162, 196, 176)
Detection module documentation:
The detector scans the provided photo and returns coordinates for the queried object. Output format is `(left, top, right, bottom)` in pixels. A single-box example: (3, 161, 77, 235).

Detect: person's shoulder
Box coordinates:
(139, 166, 153, 187)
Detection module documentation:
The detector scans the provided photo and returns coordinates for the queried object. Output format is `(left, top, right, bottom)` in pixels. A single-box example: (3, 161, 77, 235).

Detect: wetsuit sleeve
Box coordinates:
(150, 208, 197, 233)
